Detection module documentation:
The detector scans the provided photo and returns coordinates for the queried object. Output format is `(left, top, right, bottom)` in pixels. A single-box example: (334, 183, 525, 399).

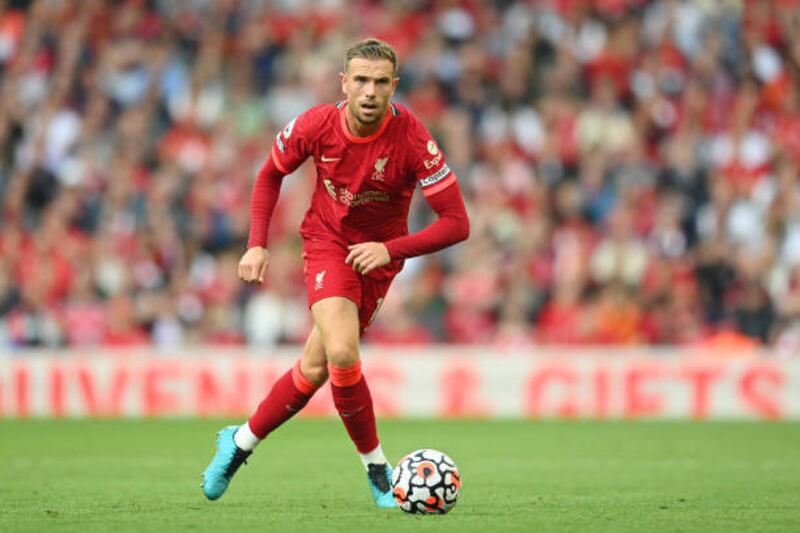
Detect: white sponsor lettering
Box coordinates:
(420, 164, 451, 188)
(423, 151, 443, 169)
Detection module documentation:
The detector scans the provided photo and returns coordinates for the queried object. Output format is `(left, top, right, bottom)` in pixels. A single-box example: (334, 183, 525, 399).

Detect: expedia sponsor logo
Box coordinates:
(420, 164, 451, 188)
(423, 150, 443, 169)
(427, 140, 439, 155)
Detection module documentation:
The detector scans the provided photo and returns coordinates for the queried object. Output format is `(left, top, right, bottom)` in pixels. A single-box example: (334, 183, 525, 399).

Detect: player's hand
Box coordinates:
(238, 246, 270, 283)
(345, 242, 390, 275)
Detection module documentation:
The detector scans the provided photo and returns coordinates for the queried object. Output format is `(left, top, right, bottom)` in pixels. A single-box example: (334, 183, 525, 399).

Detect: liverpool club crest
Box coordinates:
(371, 156, 389, 181)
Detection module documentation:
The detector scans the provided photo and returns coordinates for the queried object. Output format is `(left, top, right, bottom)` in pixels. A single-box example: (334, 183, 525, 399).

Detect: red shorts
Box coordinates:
(302, 238, 404, 334)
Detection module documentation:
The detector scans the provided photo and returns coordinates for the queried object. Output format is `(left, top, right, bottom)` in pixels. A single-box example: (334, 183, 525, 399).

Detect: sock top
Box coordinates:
(329, 360, 363, 387)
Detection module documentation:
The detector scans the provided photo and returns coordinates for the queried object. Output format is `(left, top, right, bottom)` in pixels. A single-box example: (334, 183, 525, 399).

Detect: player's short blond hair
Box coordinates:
(344, 38, 398, 75)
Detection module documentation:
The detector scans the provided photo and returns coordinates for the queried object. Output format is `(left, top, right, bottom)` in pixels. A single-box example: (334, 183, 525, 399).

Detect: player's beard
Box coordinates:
(351, 100, 386, 125)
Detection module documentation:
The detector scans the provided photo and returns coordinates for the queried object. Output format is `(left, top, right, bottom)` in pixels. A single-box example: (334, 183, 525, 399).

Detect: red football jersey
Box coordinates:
(269, 101, 456, 244)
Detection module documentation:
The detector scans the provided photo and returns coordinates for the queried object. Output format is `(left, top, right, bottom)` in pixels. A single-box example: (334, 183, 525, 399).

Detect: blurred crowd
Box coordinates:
(1, 0, 800, 351)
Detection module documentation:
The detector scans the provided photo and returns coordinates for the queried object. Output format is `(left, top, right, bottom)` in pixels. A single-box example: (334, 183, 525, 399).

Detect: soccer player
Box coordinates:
(202, 38, 469, 508)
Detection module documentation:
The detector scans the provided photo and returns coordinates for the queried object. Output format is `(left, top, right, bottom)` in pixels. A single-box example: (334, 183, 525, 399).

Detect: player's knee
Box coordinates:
(302, 361, 329, 385)
(326, 342, 360, 368)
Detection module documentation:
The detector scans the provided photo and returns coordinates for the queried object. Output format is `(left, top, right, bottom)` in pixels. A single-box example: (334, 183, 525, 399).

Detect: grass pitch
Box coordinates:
(1, 419, 799, 532)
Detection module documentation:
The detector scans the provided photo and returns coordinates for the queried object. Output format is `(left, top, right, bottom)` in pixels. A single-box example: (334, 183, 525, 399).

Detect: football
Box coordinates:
(392, 449, 461, 514)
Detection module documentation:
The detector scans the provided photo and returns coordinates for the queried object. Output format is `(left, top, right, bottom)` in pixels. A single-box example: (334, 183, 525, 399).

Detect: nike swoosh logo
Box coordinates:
(340, 406, 365, 417)
(320, 155, 341, 162)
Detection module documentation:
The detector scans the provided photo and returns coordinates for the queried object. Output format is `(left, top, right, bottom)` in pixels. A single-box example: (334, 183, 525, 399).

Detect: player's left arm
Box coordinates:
(346, 118, 469, 275)
(346, 180, 469, 274)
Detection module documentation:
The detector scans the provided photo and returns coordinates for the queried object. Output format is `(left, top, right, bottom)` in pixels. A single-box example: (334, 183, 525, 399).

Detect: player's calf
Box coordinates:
(328, 361, 396, 508)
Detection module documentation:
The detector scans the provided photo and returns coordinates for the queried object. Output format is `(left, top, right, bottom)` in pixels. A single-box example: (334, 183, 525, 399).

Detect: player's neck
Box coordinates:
(345, 105, 387, 138)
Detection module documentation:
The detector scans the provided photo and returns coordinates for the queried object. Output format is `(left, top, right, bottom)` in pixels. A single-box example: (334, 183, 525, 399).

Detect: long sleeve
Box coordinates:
(247, 153, 286, 248)
(384, 181, 469, 260)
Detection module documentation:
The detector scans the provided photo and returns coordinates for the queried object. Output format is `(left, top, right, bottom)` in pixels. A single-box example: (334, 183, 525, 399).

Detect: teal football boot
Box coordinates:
(202, 426, 251, 500)
(367, 463, 397, 509)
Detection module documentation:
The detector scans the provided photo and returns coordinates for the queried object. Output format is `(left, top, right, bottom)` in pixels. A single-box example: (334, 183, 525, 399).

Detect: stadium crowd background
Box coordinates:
(1, 0, 799, 351)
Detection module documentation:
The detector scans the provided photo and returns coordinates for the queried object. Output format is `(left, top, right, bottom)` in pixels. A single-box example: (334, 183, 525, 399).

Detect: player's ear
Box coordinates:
(391, 77, 399, 95)
(339, 71, 347, 95)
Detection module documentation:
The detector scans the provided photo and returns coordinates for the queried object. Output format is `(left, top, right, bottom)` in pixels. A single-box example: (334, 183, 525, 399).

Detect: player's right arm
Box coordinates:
(240, 111, 316, 283)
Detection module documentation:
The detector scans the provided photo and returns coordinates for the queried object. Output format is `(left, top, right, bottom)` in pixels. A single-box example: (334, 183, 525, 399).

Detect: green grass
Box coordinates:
(1, 420, 799, 532)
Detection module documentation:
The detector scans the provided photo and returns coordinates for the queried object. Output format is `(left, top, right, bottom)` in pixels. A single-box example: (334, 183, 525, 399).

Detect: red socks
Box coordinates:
(247, 360, 321, 439)
(329, 361, 380, 453)
(246, 359, 379, 454)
